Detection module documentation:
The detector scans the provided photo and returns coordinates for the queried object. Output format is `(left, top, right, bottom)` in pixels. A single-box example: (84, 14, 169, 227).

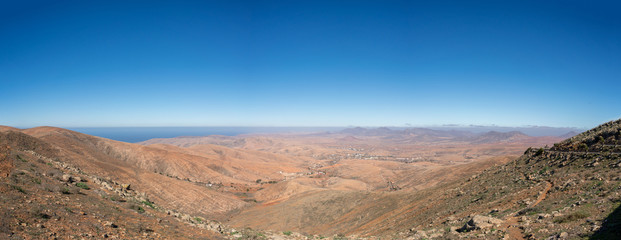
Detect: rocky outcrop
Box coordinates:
(459, 215, 503, 232)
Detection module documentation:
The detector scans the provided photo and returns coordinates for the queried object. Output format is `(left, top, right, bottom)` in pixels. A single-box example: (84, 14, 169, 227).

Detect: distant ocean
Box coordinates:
(68, 127, 344, 143)
(67, 125, 581, 143)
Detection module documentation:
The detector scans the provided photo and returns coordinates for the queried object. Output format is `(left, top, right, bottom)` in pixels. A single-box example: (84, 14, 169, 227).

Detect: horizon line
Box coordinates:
(4, 124, 587, 130)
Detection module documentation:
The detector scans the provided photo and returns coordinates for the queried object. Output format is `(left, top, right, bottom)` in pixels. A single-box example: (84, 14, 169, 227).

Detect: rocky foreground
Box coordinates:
(399, 119, 621, 240)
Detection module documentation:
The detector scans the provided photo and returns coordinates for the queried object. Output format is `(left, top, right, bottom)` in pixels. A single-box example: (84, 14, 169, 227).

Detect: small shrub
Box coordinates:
(554, 210, 589, 223)
(10, 185, 26, 194)
(539, 166, 549, 174)
(594, 180, 604, 187)
(61, 187, 71, 194)
(535, 148, 544, 156)
(579, 143, 588, 151)
(142, 200, 155, 209)
(283, 231, 292, 236)
(334, 233, 348, 240)
(519, 208, 533, 217)
(193, 217, 203, 223)
(16, 155, 27, 162)
(32, 178, 41, 184)
(130, 205, 145, 213)
(76, 182, 90, 190)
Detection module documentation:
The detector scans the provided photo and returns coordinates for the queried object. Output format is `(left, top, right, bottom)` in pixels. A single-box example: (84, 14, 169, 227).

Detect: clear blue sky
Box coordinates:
(1, 0, 620, 128)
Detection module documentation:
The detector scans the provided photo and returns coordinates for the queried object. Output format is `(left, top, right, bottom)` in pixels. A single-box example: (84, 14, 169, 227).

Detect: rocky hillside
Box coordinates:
(552, 119, 621, 152)
(0, 129, 326, 239)
(384, 119, 621, 239)
(0, 131, 224, 239)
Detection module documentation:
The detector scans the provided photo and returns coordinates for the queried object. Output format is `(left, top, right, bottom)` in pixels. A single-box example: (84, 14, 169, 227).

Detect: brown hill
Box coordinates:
(0, 130, 225, 239)
(21, 127, 250, 216)
(1, 120, 604, 239)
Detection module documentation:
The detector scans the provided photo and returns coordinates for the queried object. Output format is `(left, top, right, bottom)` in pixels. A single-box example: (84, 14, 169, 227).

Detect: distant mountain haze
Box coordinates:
(56, 125, 584, 143)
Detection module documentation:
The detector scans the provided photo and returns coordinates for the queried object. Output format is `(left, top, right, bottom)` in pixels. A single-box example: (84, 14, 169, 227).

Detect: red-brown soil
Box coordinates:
(3, 123, 617, 240)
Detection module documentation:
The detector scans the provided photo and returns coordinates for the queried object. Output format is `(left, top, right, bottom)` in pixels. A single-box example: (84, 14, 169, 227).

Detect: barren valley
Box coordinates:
(1, 122, 620, 239)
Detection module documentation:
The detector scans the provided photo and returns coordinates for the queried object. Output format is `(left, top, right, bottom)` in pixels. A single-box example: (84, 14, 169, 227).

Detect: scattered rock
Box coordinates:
(61, 174, 73, 182)
(410, 230, 428, 239)
(459, 215, 503, 232)
(546, 232, 569, 239)
(104, 221, 118, 228)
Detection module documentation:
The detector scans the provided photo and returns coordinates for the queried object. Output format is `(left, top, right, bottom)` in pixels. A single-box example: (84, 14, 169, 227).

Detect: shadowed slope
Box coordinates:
(591, 204, 621, 239)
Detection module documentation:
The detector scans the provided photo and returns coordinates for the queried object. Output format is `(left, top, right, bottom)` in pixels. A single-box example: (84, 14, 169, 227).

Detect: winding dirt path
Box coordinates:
(530, 181, 552, 208)
(501, 181, 552, 240)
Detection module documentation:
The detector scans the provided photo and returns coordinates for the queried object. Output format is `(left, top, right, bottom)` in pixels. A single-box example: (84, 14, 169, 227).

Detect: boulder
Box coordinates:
(61, 174, 73, 182)
(459, 215, 503, 232)
(559, 232, 569, 238)
(546, 232, 569, 240)
(103, 221, 118, 228)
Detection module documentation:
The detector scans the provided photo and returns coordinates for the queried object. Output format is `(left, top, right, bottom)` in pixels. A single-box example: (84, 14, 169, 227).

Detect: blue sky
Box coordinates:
(1, 0, 620, 128)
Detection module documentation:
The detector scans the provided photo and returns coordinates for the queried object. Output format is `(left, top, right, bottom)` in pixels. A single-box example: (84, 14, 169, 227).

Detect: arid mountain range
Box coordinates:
(0, 122, 619, 239)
